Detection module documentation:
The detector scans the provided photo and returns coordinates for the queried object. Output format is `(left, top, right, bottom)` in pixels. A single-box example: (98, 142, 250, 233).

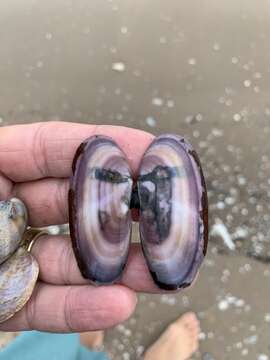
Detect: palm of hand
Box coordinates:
(0, 121, 161, 333)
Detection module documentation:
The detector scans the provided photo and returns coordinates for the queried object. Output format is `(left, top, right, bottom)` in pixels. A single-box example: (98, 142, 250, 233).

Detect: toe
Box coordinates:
(190, 337, 199, 353)
(191, 321, 200, 334)
(185, 322, 200, 336)
(185, 315, 200, 331)
(180, 312, 199, 327)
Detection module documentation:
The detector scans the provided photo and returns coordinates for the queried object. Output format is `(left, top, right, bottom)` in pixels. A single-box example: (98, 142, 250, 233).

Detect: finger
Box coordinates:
(13, 178, 69, 226)
(0, 282, 137, 332)
(13, 177, 139, 227)
(0, 122, 154, 182)
(31, 235, 161, 293)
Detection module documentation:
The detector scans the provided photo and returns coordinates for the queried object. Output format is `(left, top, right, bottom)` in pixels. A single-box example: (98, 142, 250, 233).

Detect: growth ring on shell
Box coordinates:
(69, 135, 133, 284)
(137, 134, 208, 290)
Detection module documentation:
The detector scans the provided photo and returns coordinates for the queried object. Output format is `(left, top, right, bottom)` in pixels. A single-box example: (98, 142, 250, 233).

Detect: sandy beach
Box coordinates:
(1, 1, 270, 358)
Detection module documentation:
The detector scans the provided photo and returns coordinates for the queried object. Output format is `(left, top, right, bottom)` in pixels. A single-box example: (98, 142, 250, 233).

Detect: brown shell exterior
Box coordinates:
(0, 247, 39, 323)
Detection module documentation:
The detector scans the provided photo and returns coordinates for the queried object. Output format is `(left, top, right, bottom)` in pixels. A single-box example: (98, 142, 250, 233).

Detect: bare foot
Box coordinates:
(80, 331, 104, 350)
(144, 312, 200, 360)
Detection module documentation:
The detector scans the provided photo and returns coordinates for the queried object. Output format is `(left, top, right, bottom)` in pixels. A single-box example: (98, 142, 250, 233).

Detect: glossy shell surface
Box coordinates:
(0, 247, 39, 323)
(0, 198, 28, 265)
(137, 134, 208, 290)
(69, 135, 133, 284)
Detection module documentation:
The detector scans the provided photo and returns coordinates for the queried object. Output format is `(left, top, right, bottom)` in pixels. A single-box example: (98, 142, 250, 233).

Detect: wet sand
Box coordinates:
(1, 0, 270, 358)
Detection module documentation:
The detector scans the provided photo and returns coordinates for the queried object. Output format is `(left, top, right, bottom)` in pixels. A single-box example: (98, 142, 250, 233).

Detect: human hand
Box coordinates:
(0, 121, 164, 333)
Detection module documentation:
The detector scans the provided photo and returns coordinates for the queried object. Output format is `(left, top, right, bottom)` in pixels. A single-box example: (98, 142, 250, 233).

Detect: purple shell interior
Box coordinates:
(69, 135, 133, 284)
(138, 134, 208, 290)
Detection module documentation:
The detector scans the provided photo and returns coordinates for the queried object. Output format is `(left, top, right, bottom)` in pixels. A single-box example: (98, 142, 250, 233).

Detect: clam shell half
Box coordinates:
(69, 135, 133, 284)
(138, 134, 208, 290)
(0, 198, 28, 265)
(0, 247, 39, 323)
